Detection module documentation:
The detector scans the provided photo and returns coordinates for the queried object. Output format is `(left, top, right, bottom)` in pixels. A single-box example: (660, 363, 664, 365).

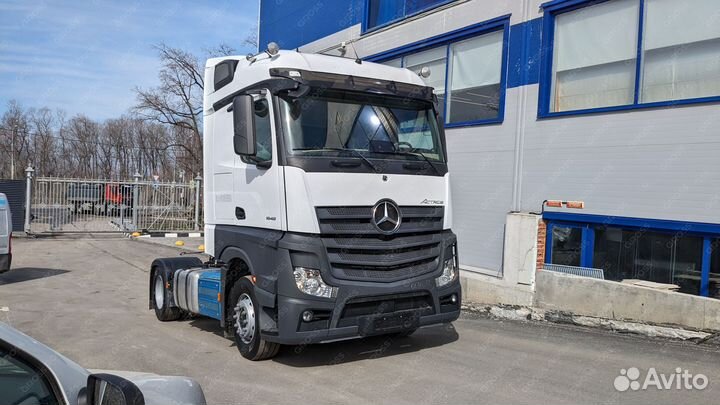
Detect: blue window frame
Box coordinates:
(544, 212, 720, 298)
(363, 0, 457, 33)
(539, 0, 720, 118)
(366, 16, 510, 127)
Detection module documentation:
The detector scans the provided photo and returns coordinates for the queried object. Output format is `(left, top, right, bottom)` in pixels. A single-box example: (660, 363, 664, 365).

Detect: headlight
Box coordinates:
(436, 254, 458, 288)
(293, 267, 337, 298)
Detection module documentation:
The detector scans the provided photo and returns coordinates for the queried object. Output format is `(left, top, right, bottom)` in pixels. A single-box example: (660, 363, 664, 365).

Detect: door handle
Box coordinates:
(235, 207, 246, 220)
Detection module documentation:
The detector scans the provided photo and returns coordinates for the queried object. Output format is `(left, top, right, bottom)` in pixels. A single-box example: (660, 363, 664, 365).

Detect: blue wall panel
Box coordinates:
(507, 17, 542, 88)
(259, 0, 363, 50)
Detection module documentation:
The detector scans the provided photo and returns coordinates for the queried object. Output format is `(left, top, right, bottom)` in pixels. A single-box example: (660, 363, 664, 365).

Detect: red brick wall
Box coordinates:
(536, 220, 547, 271)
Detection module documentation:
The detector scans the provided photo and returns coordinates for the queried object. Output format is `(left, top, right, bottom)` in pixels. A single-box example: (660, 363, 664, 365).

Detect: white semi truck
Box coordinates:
(149, 44, 461, 360)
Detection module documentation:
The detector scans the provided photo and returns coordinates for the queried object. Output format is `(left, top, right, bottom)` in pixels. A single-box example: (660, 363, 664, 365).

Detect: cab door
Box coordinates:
(232, 93, 286, 230)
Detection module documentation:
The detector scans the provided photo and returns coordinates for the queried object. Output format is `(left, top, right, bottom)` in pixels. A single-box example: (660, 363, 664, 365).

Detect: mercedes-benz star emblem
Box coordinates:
(372, 200, 402, 234)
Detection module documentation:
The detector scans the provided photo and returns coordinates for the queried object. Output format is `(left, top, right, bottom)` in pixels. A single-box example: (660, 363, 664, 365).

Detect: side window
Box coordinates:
(0, 346, 60, 405)
(243, 98, 273, 165)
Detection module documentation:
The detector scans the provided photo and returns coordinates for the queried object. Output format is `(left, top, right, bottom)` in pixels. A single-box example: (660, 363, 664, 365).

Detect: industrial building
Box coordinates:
(259, 0, 720, 299)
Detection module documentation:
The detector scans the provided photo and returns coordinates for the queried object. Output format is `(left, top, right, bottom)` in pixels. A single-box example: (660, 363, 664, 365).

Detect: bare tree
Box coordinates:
(244, 24, 259, 51)
(205, 43, 237, 57)
(29, 108, 57, 176)
(134, 44, 204, 174)
(0, 101, 31, 179)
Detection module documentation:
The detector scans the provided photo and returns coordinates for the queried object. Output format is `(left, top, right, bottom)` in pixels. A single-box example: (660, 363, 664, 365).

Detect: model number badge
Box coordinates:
(420, 199, 443, 205)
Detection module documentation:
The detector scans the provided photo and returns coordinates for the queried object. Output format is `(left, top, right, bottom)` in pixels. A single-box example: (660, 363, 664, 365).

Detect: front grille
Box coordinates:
(337, 292, 435, 327)
(316, 206, 445, 282)
(316, 206, 444, 235)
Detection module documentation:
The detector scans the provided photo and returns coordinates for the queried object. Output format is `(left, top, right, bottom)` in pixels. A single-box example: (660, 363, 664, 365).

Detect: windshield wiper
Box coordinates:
(292, 147, 381, 173)
(373, 150, 441, 175)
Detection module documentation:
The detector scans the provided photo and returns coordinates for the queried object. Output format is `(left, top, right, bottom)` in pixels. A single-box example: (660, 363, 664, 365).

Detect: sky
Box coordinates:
(0, 0, 259, 120)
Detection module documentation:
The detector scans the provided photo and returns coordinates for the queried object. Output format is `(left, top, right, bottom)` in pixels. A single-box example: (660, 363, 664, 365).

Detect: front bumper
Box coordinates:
(259, 277, 461, 345)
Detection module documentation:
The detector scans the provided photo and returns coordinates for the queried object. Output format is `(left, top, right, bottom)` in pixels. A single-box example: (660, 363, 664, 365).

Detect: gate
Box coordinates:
(29, 175, 202, 234)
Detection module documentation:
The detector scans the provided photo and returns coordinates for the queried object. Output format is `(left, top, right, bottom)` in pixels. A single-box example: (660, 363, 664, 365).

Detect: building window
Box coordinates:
(550, 0, 639, 112)
(711, 239, 720, 298)
(404, 46, 447, 119)
(365, 0, 455, 32)
(593, 227, 704, 295)
(541, 0, 720, 115)
(551, 226, 583, 266)
(377, 21, 508, 126)
(641, 0, 720, 103)
(447, 30, 504, 124)
(545, 213, 720, 299)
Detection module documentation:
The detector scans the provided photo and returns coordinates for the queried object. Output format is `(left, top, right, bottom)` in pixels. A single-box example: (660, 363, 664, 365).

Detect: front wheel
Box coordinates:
(229, 278, 280, 360)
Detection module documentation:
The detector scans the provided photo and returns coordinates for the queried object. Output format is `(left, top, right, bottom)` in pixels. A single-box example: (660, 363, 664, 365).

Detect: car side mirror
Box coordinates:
(232, 95, 256, 156)
(87, 373, 145, 405)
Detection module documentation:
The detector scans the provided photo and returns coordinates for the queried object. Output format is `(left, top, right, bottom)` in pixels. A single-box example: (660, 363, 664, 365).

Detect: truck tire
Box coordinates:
(153, 272, 182, 321)
(229, 277, 280, 361)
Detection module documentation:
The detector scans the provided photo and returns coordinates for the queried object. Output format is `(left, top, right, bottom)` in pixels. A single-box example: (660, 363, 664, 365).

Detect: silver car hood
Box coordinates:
(0, 322, 205, 405)
(89, 370, 206, 405)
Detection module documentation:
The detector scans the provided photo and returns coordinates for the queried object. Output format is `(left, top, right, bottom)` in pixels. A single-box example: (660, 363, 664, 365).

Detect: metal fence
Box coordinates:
(543, 264, 605, 280)
(26, 170, 202, 234)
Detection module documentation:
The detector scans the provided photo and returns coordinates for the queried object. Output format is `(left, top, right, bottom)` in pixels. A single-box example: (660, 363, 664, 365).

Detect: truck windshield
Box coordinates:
(279, 91, 445, 162)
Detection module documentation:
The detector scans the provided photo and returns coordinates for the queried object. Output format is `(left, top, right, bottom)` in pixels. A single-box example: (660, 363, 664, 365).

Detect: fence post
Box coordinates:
(24, 166, 34, 234)
(194, 174, 202, 231)
(133, 172, 141, 230)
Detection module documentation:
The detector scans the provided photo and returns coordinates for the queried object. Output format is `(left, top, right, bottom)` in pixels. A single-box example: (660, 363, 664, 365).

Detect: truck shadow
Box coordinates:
(186, 318, 460, 367)
(0, 267, 70, 285)
(274, 324, 460, 367)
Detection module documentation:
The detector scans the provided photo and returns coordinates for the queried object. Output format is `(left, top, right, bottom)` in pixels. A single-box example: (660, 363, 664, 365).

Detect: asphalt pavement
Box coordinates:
(1, 235, 719, 405)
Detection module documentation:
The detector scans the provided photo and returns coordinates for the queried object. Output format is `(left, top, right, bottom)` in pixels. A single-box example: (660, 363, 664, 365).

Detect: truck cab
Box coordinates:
(150, 47, 461, 360)
(0, 193, 11, 273)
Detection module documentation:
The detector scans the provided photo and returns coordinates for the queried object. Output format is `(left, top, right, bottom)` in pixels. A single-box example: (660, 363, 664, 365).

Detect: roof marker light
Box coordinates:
(266, 42, 280, 56)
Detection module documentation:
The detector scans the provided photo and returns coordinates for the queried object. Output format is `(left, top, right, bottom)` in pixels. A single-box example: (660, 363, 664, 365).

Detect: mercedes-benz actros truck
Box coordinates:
(149, 44, 461, 360)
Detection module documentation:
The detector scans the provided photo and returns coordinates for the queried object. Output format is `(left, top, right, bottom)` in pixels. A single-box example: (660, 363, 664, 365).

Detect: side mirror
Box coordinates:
(232, 95, 256, 156)
(87, 374, 144, 405)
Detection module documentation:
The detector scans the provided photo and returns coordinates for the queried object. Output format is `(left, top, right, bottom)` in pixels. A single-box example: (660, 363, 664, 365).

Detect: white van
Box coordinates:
(0, 193, 11, 273)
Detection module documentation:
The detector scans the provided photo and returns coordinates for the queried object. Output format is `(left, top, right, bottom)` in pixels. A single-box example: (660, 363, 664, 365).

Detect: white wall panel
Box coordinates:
(445, 87, 522, 273)
(520, 85, 720, 224)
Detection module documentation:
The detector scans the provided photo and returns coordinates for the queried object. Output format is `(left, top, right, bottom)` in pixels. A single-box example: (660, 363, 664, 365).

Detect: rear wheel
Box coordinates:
(153, 272, 182, 321)
(229, 278, 280, 360)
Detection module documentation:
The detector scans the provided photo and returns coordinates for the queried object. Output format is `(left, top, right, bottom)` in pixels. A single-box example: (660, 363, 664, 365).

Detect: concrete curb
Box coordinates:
(462, 303, 717, 342)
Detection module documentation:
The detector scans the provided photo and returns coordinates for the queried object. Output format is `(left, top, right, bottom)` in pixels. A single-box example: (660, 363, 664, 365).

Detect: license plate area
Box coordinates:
(358, 311, 420, 336)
